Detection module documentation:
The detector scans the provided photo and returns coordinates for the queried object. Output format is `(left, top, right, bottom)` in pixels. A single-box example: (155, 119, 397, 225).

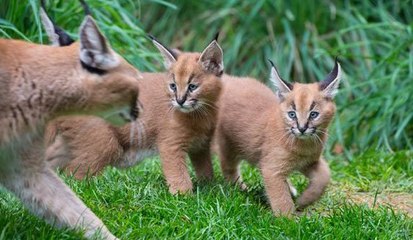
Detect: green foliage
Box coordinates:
(0, 0, 412, 154)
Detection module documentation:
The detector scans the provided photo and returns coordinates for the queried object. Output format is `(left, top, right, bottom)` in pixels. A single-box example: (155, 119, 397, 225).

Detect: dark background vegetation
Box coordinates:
(1, 0, 412, 156)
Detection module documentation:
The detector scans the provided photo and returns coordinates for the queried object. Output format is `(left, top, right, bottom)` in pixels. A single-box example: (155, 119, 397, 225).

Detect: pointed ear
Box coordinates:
(79, 16, 119, 70)
(40, 7, 59, 46)
(149, 35, 177, 69)
(199, 38, 224, 76)
(319, 59, 342, 98)
(268, 59, 292, 100)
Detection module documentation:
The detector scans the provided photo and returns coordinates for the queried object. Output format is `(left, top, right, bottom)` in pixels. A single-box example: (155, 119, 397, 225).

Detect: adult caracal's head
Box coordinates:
(40, 3, 140, 117)
(269, 59, 342, 139)
(150, 34, 224, 113)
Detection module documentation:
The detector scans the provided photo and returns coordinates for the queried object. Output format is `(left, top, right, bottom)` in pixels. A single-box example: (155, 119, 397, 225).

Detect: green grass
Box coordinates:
(1, 151, 412, 239)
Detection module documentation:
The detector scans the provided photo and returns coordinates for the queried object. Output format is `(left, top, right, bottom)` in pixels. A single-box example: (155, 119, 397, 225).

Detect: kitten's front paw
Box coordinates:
(169, 181, 193, 195)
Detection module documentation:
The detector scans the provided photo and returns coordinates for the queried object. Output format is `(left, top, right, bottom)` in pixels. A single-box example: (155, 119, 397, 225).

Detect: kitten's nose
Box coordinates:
(298, 127, 307, 134)
(176, 98, 185, 106)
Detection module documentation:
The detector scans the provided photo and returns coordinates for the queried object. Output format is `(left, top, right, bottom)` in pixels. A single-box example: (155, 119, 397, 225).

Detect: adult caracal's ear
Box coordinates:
(268, 59, 293, 100)
(40, 0, 74, 46)
(199, 32, 224, 76)
(79, 16, 120, 70)
(319, 58, 342, 99)
(149, 35, 177, 69)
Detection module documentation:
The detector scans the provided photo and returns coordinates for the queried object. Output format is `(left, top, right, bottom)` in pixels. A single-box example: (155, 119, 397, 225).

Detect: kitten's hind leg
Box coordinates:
(0, 159, 117, 239)
(217, 138, 246, 190)
(189, 143, 214, 181)
(296, 157, 331, 210)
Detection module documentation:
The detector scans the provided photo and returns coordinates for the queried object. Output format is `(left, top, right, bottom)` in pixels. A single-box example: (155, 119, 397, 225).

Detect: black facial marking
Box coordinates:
(310, 101, 316, 111)
(292, 102, 296, 110)
(80, 60, 106, 75)
(294, 118, 299, 130)
(188, 74, 195, 84)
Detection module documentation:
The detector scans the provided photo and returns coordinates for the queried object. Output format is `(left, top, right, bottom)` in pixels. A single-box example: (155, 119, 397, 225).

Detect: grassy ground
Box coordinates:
(1, 151, 412, 239)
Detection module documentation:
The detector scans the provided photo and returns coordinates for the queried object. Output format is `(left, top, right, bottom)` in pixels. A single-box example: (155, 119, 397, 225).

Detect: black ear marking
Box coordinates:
(148, 34, 178, 60)
(80, 60, 107, 75)
(40, 0, 74, 46)
(214, 32, 220, 42)
(79, 0, 92, 15)
(268, 59, 293, 90)
(320, 57, 340, 90)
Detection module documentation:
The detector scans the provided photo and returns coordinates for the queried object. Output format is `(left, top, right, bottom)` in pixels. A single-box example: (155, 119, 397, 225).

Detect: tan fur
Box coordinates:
(0, 19, 140, 239)
(215, 73, 337, 215)
(46, 53, 223, 194)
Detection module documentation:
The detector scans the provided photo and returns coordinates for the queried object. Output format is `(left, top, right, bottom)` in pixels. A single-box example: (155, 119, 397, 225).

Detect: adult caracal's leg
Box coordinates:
(0, 149, 117, 239)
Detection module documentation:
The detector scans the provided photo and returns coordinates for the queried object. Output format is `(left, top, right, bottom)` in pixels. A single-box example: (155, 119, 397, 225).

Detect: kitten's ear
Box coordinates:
(40, 0, 74, 46)
(319, 59, 342, 98)
(268, 59, 292, 100)
(199, 33, 224, 76)
(149, 35, 177, 69)
(79, 16, 120, 70)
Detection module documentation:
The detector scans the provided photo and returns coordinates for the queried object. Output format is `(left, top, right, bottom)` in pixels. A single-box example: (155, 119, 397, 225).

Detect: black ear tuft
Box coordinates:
(148, 34, 178, 60)
(79, 0, 92, 15)
(214, 32, 220, 42)
(320, 58, 340, 90)
(268, 59, 293, 91)
(40, 0, 47, 9)
(267, 58, 275, 68)
(40, 0, 74, 46)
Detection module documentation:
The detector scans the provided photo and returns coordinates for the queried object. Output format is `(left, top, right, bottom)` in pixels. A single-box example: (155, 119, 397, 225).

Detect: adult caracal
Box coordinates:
(0, 11, 141, 239)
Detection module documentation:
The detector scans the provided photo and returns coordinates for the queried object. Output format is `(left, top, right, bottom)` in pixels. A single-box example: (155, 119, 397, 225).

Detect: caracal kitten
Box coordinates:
(0, 14, 141, 239)
(215, 60, 341, 215)
(46, 35, 224, 194)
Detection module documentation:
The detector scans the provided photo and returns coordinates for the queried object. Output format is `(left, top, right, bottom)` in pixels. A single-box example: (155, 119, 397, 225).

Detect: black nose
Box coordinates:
(298, 127, 307, 134)
(176, 98, 185, 106)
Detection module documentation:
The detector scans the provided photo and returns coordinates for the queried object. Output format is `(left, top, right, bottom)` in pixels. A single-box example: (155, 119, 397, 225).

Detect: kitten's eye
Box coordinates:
(288, 111, 296, 119)
(169, 83, 177, 91)
(188, 84, 198, 92)
(310, 111, 319, 119)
